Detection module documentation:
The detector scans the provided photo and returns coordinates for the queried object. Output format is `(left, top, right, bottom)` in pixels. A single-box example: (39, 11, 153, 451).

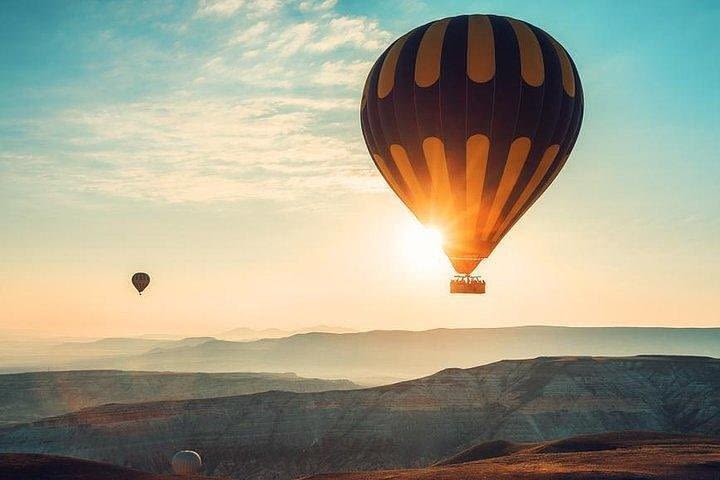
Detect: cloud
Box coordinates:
(229, 21, 269, 45)
(198, 55, 295, 88)
(298, 0, 337, 12)
(191, 0, 393, 92)
(196, 0, 281, 18)
(309, 16, 391, 52)
(4, 0, 393, 206)
(259, 16, 391, 56)
(267, 22, 318, 57)
(313, 60, 373, 87)
(7, 96, 375, 203)
(195, 0, 245, 17)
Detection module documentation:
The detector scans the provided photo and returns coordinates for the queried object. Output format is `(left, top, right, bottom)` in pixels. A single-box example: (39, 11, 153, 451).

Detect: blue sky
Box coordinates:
(1, 0, 719, 336)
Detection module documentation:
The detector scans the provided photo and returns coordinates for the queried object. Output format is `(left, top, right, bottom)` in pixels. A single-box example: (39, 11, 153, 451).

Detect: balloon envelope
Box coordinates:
(131, 272, 150, 294)
(361, 14, 583, 274)
(172, 450, 202, 475)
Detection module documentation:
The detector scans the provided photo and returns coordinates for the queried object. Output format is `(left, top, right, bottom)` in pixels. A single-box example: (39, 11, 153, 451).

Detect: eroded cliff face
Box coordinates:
(2, 356, 719, 480)
(0, 370, 358, 425)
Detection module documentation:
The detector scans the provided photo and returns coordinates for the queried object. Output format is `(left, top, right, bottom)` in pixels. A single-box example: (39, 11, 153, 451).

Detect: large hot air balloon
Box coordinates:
(131, 272, 150, 295)
(361, 14, 583, 293)
(171, 450, 202, 475)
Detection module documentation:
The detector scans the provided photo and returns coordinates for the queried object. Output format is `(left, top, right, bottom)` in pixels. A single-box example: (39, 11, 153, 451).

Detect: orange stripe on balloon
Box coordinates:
(373, 153, 412, 207)
(467, 15, 495, 83)
(415, 19, 450, 88)
(378, 34, 409, 99)
(480, 137, 532, 240)
(550, 37, 576, 97)
(422, 137, 452, 224)
(508, 19, 544, 87)
(491, 144, 559, 242)
(390, 144, 427, 216)
(465, 134, 490, 235)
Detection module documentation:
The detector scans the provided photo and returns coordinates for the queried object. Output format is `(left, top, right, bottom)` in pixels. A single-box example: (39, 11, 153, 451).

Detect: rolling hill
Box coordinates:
(303, 432, 720, 480)
(0, 370, 357, 425)
(0, 453, 214, 480)
(2, 355, 719, 479)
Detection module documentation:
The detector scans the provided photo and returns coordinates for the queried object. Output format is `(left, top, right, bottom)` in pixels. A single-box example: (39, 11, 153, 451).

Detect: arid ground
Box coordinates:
(303, 432, 720, 480)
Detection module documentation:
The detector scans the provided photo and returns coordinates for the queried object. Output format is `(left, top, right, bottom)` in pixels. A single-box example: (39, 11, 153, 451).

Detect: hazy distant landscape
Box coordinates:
(2, 355, 719, 479)
(5, 326, 720, 383)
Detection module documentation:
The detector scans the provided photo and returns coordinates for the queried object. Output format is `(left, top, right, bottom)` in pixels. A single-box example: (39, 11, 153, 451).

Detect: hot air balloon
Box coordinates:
(131, 272, 150, 295)
(171, 450, 202, 475)
(361, 14, 583, 294)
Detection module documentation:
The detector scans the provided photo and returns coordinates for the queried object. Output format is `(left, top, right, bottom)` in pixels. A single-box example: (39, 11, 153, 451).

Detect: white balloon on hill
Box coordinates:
(172, 450, 202, 475)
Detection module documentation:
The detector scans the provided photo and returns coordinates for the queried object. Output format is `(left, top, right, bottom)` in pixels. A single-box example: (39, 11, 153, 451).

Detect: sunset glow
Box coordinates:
(399, 223, 447, 274)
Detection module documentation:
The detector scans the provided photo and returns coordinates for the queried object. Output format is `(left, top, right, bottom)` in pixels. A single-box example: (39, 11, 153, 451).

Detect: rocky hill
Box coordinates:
(2, 356, 719, 479)
(303, 431, 720, 480)
(0, 453, 216, 479)
(0, 370, 357, 425)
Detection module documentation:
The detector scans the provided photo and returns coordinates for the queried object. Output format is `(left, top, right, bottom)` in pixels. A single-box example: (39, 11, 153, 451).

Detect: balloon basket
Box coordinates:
(450, 275, 486, 294)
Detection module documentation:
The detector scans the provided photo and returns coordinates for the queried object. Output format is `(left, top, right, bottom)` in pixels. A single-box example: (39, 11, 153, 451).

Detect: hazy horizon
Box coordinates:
(4, 323, 720, 344)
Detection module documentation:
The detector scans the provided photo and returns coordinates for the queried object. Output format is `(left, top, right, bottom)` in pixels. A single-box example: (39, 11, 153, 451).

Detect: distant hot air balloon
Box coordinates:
(172, 450, 202, 476)
(131, 272, 150, 295)
(361, 14, 583, 294)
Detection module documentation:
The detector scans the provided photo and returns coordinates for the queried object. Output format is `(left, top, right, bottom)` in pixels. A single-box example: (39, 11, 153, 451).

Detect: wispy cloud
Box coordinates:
(2, 0, 394, 206)
(5, 95, 376, 203)
(313, 60, 374, 87)
(196, 0, 280, 18)
(228, 20, 269, 45)
(267, 22, 318, 56)
(308, 16, 390, 52)
(298, 0, 337, 12)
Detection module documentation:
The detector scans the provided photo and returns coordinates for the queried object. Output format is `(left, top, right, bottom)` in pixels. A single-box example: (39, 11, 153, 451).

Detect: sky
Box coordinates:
(1, 0, 719, 337)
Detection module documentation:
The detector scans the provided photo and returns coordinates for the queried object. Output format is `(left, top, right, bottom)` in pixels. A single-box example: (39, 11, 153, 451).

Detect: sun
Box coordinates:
(398, 222, 448, 273)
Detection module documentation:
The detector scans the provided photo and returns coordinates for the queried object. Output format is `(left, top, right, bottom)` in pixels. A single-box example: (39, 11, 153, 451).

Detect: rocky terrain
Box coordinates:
(1, 356, 719, 479)
(0, 453, 216, 479)
(304, 432, 720, 480)
(0, 370, 358, 425)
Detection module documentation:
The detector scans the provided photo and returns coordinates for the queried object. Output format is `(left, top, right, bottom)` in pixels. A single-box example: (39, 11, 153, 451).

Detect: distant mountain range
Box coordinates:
(217, 325, 356, 341)
(7, 326, 720, 383)
(2, 355, 719, 480)
(0, 325, 356, 375)
(53, 336, 215, 356)
(0, 337, 216, 374)
(0, 370, 358, 425)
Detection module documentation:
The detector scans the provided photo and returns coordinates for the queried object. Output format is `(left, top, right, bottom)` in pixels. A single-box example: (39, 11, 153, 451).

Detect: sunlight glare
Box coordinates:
(398, 222, 448, 274)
